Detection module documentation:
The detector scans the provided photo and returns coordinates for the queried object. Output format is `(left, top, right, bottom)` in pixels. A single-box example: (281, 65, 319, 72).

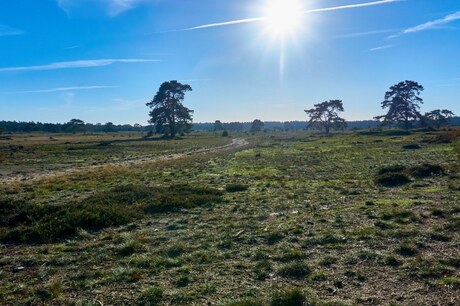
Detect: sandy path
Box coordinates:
(1, 138, 249, 184)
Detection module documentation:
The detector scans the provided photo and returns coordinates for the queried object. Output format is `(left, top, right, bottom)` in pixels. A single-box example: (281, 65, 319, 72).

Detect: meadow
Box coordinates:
(0, 129, 458, 305)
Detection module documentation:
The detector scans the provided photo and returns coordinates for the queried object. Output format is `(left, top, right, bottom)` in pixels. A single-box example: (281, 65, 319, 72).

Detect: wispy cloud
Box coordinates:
(4, 86, 116, 94)
(389, 11, 460, 38)
(367, 44, 395, 52)
(181, 0, 402, 31)
(178, 78, 212, 83)
(336, 29, 398, 39)
(57, 0, 150, 17)
(0, 59, 159, 72)
(0, 24, 23, 36)
(64, 45, 80, 50)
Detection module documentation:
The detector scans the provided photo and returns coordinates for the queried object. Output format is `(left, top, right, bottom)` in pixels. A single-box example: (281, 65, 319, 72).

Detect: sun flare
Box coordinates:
(264, 0, 303, 37)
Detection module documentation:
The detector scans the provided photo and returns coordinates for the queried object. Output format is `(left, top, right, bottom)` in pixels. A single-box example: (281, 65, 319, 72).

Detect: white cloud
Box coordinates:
(4, 86, 116, 94)
(389, 11, 460, 38)
(0, 24, 23, 36)
(0, 59, 159, 72)
(57, 0, 151, 16)
(368, 44, 394, 52)
(336, 29, 398, 39)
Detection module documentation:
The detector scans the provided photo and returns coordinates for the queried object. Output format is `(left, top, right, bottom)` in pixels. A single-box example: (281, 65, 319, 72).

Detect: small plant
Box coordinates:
(270, 287, 307, 306)
(384, 255, 401, 267)
(254, 260, 272, 281)
(222, 131, 229, 137)
(226, 183, 249, 193)
(278, 261, 311, 279)
(138, 286, 164, 305)
(395, 243, 418, 257)
(402, 144, 421, 150)
(319, 255, 338, 267)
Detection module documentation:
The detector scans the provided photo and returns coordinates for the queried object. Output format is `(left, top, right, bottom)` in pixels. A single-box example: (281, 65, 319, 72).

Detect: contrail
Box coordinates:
(183, 0, 402, 31)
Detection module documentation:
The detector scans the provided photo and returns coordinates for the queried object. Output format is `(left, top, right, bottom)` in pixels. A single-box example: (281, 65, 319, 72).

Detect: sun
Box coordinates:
(263, 0, 303, 38)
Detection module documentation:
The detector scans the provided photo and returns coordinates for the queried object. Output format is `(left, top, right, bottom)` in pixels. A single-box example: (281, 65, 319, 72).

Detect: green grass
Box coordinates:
(0, 129, 458, 305)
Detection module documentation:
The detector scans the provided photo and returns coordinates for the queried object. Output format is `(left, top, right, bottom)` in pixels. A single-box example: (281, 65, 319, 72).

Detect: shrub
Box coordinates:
(375, 172, 411, 187)
(225, 184, 249, 193)
(402, 144, 421, 150)
(395, 243, 418, 257)
(222, 131, 229, 137)
(0, 184, 223, 244)
(409, 164, 444, 178)
(138, 286, 164, 305)
(278, 261, 311, 279)
(144, 185, 223, 213)
(270, 288, 307, 306)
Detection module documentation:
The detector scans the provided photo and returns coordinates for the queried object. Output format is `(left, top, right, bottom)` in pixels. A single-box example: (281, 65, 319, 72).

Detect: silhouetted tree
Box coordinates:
(250, 119, 264, 132)
(422, 109, 455, 128)
(214, 120, 224, 131)
(104, 122, 115, 132)
(146, 80, 194, 138)
(375, 80, 424, 129)
(305, 100, 346, 134)
(65, 119, 86, 133)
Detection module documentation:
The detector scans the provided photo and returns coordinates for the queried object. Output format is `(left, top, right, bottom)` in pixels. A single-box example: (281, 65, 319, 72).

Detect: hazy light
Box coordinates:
(263, 0, 303, 38)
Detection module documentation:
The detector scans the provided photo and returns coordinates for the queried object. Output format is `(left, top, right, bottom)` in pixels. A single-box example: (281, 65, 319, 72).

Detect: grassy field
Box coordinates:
(0, 130, 458, 305)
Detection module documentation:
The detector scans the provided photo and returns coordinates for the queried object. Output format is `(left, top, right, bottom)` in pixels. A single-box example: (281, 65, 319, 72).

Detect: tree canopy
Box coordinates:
(250, 119, 264, 132)
(305, 100, 346, 134)
(422, 109, 455, 128)
(146, 81, 194, 138)
(375, 80, 424, 129)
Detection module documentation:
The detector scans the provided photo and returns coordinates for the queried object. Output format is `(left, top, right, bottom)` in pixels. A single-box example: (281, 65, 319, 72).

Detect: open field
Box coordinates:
(0, 130, 459, 305)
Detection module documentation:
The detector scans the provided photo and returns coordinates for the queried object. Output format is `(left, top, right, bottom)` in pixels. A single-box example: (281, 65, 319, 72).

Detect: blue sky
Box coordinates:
(0, 0, 459, 124)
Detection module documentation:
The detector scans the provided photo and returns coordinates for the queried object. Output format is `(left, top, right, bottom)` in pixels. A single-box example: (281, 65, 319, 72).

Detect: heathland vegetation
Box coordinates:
(0, 80, 458, 305)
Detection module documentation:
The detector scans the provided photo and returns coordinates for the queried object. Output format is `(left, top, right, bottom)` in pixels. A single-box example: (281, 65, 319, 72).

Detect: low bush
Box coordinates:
(270, 288, 307, 306)
(138, 286, 164, 305)
(375, 172, 411, 187)
(225, 183, 249, 193)
(409, 164, 444, 178)
(278, 261, 311, 279)
(402, 144, 421, 150)
(0, 184, 223, 244)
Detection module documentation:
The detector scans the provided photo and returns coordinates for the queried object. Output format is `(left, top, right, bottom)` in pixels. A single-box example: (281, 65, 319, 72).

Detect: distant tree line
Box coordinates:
(0, 120, 147, 134)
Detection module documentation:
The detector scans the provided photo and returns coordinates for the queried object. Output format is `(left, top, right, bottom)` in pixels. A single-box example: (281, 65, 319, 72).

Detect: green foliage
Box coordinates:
(225, 183, 249, 193)
(278, 261, 311, 279)
(146, 80, 193, 137)
(0, 184, 223, 243)
(409, 164, 444, 178)
(305, 100, 346, 134)
(375, 172, 410, 187)
(270, 288, 307, 306)
(138, 286, 164, 306)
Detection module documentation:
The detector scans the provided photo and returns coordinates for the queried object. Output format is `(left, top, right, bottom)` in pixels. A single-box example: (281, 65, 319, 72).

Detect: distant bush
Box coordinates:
(402, 144, 421, 150)
(225, 183, 249, 193)
(374, 172, 411, 187)
(270, 288, 307, 306)
(222, 130, 229, 137)
(358, 130, 411, 136)
(0, 184, 223, 244)
(409, 164, 444, 178)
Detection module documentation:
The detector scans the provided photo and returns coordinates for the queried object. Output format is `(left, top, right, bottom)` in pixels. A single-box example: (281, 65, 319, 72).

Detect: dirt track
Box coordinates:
(1, 138, 249, 184)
